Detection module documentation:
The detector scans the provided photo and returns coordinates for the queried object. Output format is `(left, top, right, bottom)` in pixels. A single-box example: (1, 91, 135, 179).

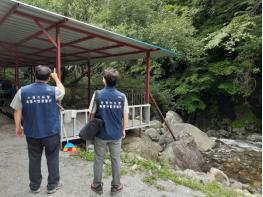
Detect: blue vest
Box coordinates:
(21, 83, 60, 138)
(96, 86, 125, 140)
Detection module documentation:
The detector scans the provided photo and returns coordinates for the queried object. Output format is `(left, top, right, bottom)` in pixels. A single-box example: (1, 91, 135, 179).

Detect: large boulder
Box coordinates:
(165, 111, 183, 124)
(145, 128, 161, 142)
(150, 120, 163, 129)
(122, 134, 162, 160)
(159, 136, 205, 171)
(208, 168, 230, 186)
(162, 122, 215, 151)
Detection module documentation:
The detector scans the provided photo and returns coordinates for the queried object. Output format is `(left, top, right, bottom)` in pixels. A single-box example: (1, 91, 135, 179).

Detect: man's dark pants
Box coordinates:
(26, 134, 60, 191)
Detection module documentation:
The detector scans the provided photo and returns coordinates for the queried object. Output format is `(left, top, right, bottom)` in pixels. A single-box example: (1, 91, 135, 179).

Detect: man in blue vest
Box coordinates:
(89, 68, 128, 196)
(10, 65, 65, 194)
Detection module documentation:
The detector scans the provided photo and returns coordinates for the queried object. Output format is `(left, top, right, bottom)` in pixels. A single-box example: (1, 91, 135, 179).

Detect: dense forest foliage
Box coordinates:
(19, 0, 262, 131)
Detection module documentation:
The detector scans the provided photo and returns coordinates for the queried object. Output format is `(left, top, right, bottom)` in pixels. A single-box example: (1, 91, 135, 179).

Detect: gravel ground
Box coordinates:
(0, 113, 205, 197)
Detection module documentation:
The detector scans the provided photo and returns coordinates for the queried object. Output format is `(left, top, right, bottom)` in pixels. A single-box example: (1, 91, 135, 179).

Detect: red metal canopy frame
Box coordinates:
(0, 0, 177, 103)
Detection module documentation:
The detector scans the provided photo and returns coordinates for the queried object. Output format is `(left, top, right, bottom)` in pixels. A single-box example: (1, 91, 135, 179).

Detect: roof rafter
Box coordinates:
(0, 3, 19, 25)
(13, 10, 150, 51)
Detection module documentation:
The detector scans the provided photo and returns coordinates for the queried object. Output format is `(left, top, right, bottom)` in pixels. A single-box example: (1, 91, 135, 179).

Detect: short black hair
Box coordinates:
(103, 68, 119, 86)
(35, 65, 51, 81)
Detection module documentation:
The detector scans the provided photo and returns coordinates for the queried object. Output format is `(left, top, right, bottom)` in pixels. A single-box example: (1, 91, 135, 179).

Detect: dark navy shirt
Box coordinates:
(10, 82, 64, 138)
(90, 86, 128, 140)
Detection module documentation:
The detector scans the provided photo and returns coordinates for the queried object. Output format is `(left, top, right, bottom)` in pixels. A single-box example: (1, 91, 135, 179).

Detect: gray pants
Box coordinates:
(93, 137, 122, 186)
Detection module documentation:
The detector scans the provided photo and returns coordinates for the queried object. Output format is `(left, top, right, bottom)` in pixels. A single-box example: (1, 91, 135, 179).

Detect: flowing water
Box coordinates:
(204, 138, 262, 193)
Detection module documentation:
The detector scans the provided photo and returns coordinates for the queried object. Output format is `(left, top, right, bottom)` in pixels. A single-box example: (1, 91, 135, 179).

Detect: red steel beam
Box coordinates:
(92, 48, 158, 59)
(13, 10, 151, 52)
(9, 10, 162, 66)
(56, 25, 61, 79)
(16, 19, 66, 48)
(61, 44, 123, 58)
(0, 3, 19, 25)
(63, 25, 149, 51)
(33, 37, 89, 59)
(5, 19, 66, 53)
(6, 19, 66, 61)
(145, 51, 150, 103)
(34, 19, 57, 47)
(64, 49, 157, 63)
(34, 36, 112, 56)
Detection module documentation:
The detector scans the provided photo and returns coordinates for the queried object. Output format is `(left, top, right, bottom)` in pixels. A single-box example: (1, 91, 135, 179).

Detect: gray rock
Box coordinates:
(165, 111, 183, 124)
(230, 180, 244, 190)
(159, 132, 174, 146)
(233, 189, 259, 197)
(159, 136, 205, 171)
(176, 169, 211, 185)
(122, 134, 162, 160)
(145, 128, 160, 142)
(232, 128, 246, 133)
(208, 168, 230, 186)
(217, 129, 230, 138)
(246, 133, 262, 142)
(231, 128, 247, 139)
(206, 130, 217, 137)
(150, 120, 163, 129)
(163, 122, 215, 151)
(159, 128, 165, 135)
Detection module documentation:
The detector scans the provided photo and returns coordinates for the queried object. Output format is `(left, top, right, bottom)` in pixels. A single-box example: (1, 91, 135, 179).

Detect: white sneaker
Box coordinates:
(30, 188, 40, 194)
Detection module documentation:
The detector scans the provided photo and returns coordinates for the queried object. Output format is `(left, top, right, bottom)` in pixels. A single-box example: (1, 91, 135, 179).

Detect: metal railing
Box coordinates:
(63, 85, 145, 108)
(60, 104, 151, 142)
(127, 104, 151, 130)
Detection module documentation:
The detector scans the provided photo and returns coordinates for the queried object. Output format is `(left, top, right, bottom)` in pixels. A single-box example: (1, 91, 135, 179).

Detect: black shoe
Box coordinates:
(91, 183, 103, 195)
(47, 182, 62, 194)
(110, 184, 123, 196)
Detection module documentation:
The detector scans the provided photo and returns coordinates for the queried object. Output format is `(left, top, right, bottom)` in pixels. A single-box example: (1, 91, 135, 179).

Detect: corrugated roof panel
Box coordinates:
(25, 39, 53, 49)
(76, 38, 116, 50)
(61, 47, 83, 54)
(104, 46, 140, 55)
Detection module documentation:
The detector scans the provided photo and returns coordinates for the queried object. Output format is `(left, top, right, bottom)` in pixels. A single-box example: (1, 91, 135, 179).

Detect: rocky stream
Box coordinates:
(122, 111, 262, 195)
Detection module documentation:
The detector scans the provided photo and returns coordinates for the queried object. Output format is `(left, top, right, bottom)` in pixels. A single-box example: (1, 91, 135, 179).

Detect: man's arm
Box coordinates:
(14, 109, 24, 137)
(10, 89, 24, 137)
(122, 112, 128, 139)
(122, 96, 129, 139)
(51, 68, 65, 92)
(88, 93, 96, 120)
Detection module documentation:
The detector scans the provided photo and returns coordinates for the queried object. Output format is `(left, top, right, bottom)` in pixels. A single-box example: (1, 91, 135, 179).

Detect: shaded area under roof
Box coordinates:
(0, 0, 178, 67)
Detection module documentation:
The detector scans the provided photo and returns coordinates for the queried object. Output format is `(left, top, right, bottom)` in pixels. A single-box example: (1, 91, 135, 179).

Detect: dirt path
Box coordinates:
(0, 113, 204, 197)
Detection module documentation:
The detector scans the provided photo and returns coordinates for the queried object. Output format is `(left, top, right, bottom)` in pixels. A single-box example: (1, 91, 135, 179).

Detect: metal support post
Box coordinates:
(56, 25, 61, 80)
(145, 51, 150, 103)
